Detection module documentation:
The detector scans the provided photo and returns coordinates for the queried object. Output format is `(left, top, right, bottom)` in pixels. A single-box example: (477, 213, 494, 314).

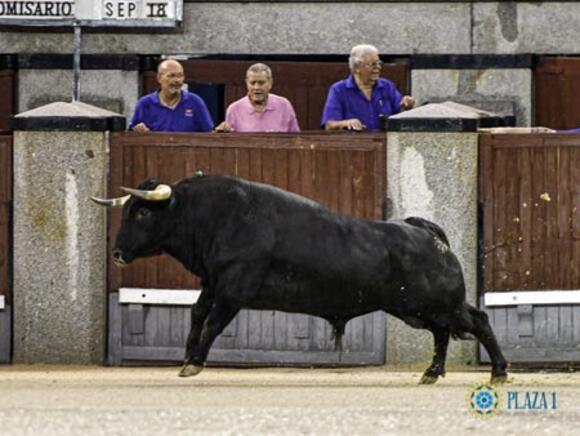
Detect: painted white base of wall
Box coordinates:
(119, 288, 200, 306)
(484, 290, 580, 307)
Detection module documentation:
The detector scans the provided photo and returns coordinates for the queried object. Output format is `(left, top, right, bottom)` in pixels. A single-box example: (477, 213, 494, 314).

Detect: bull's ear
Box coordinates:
(137, 178, 161, 190)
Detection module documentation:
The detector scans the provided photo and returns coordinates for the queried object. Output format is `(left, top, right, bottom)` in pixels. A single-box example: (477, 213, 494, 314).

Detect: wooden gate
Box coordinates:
(107, 132, 387, 365)
(142, 60, 409, 130)
(0, 134, 11, 363)
(535, 57, 580, 130)
(479, 133, 580, 363)
(0, 67, 15, 131)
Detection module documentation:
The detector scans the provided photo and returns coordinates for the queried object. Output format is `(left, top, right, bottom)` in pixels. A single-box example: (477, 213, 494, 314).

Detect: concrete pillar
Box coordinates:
(12, 102, 125, 364)
(384, 102, 494, 366)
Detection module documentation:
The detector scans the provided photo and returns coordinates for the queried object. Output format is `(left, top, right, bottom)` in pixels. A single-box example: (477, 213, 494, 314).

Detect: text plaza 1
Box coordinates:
(506, 391, 558, 410)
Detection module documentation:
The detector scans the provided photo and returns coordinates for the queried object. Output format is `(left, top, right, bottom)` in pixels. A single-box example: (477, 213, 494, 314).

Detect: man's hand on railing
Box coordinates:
(132, 122, 150, 133)
(400, 95, 415, 111)
(325, 119, 366, 131)
(214, 121, 234, 133)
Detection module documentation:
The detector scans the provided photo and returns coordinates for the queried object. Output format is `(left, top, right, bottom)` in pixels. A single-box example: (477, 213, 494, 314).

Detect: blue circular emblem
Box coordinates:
(467, 384, 502, 418)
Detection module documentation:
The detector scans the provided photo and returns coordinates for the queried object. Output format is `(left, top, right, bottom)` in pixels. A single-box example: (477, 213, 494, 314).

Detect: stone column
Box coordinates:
(12, 102, 125, 364)
(384, 103, 489, 366)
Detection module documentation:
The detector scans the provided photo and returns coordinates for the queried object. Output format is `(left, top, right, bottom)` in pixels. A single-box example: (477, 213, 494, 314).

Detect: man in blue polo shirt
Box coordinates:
(130, 59, 214, 132)
(322, 44, 414, 131)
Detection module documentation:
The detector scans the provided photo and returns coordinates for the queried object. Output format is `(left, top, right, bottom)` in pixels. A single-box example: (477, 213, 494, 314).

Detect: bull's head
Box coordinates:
(91, 179, 173, 266)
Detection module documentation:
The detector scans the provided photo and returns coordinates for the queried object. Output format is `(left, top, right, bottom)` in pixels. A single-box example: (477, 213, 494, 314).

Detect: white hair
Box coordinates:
(246, 63, 273, 79)
(348, 44, 379, 71)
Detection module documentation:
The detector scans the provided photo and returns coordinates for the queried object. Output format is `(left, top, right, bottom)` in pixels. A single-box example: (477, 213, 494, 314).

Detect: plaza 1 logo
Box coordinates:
(466, 384, 558, 418)
(466, 384, 503, 418)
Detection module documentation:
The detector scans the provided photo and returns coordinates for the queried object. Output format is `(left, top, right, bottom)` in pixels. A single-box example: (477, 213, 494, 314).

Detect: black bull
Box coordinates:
(92, 174, 507, 384)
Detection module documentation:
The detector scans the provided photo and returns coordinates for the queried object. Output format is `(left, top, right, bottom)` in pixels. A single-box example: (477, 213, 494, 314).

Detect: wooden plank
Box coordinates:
(260, 147, 276, 350)
(573, 306, 580, 345)
(0, 70, 14, 131)
(543, 144, 559, 288)
(492, 307, 508, 344)
(533, 306, 548, 347)
(545, 306, 560, 345)
(518, 147, 533, 289)
(108, 134, 124, 292)
(506, 304, 520, 344)
(535, 57, 580, 129)
(233, 309, 249, 350)
(530, 146, 546, 291)
(272, 148, 290, 350)
(559, 305, 573, 345)
(479, 136, 495, 292)
(504, 147, 520, 290)
(326, 149, 340, 214)
(338, 150, 354, 216)
(572, 146, 580, 288)
(154, 306, 172, 346)
(107, 293, 123, 365)
(169, 306, 185, 348)
(0, 304, 11, 363)
(0, 136, 10, 304)
(122, 304, 143, 347)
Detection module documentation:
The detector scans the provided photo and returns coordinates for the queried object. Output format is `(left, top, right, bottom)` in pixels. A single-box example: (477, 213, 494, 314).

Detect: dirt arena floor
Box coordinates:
(0, 365, 578, 435)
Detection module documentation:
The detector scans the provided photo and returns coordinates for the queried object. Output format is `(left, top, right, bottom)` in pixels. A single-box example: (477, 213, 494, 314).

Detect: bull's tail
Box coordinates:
(404, 216, 450, 247)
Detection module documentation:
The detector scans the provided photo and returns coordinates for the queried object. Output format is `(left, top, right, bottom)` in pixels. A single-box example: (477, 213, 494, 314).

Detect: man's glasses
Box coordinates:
(362, 60, 383, 69)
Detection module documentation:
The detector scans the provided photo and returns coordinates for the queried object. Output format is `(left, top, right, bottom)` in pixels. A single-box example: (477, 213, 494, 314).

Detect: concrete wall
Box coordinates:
(411, 69, 532, 126)
(1, 2, 579, 55)
(12, 130, 108, 363)
(18, 70, 139, 123)
(385, 131, 479, 365)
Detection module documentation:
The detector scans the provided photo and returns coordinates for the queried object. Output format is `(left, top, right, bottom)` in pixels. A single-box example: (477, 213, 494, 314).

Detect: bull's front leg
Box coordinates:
(420, 327, 450, 384)
(179, 299, 240, 377)
(181, 289, 213, 376)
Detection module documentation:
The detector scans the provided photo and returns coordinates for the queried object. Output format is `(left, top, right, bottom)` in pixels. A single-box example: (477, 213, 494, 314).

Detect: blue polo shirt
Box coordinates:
(321, 75, 403, 129)
(558, 128, 580, 133)
(129, 90, 214, 132)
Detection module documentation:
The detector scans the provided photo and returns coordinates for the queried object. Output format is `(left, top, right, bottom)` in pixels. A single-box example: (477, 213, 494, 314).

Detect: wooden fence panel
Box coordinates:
(109, 132, 386, 292)
(0, 134, 11, 304)
(535, 57, 580, 130)
(0, 70, 15, 132)
(479, 133, 580, 293)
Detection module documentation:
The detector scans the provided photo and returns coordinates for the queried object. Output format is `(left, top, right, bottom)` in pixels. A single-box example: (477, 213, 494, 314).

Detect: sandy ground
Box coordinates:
(0, 365, 578, 435)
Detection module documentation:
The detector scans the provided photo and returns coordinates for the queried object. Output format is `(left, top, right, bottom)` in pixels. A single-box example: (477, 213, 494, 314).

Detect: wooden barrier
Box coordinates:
(0, 134, 11, 305)
(479, 133, 580, 294)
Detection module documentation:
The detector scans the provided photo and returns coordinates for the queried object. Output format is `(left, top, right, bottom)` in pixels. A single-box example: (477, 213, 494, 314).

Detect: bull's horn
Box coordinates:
(90, 195, 130, 207)
(120, 184, 172, 201)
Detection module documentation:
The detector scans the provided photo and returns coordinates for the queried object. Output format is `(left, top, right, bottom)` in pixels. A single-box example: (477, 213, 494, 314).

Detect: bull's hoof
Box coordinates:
(490, 374, 508, 385)
(419, 374, 439, 385)
(178, 364, 204, 378)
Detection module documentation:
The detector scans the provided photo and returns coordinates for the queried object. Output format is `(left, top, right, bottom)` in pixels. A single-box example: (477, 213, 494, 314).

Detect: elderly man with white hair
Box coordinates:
(322, 44, 414, 131)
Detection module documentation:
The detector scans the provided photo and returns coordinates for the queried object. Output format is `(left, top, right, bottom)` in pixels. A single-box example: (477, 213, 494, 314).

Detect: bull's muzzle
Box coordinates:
(112, 249, 128, 267)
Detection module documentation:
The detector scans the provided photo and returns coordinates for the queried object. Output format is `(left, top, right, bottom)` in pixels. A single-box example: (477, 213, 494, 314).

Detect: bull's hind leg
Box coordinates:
(419, 327, 450, 385)
(179, 300, 240, 378)
(458, 304, 508, 384)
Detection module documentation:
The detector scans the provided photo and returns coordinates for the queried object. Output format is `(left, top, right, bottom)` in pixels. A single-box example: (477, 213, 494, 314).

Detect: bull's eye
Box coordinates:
(137, 208, 151, 219)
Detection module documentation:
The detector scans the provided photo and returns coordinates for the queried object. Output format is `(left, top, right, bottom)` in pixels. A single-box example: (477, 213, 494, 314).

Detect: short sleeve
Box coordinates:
(321, 84, 344, 127)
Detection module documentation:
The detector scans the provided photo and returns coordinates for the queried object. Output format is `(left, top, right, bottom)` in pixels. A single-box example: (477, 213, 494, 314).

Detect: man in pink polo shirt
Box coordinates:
(215, 63, 300, 132)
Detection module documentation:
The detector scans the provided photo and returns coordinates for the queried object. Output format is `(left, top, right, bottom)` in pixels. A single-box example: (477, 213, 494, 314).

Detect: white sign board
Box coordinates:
(0, 0, 182, 27)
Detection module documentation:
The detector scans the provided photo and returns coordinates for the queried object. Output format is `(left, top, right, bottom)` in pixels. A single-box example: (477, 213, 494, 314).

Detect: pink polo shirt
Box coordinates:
(225, 94, 300, 132)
